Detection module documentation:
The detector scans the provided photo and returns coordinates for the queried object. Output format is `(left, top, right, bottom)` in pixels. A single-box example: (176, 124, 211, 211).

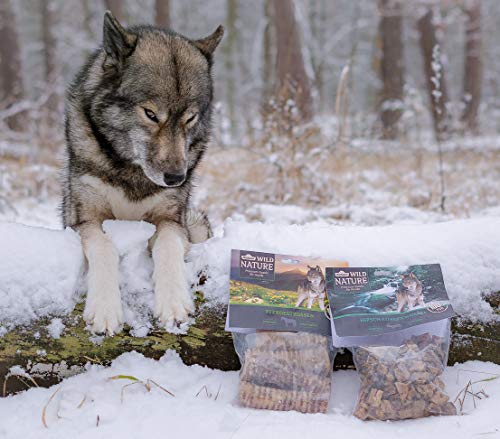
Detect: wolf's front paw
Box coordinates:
(154, 282, 194, 327)
(83, 288, 123, 335)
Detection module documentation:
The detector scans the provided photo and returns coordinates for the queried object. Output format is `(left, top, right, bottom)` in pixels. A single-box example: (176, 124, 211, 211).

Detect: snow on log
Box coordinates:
(0, 218, 499, 394)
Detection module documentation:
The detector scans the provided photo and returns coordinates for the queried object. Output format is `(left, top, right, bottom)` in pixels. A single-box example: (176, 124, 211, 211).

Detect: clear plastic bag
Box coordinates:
(233, 331, 336, 413)
(352, 320, 456, 421)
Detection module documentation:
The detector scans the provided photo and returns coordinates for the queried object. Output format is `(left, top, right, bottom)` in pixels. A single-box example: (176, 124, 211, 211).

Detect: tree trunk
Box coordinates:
(104, 0, 125, 22)
(273, 0, 312, 122)
(40, 0, 58, 115)
(0, 0, 24, 131)
(461, 0, 482, 134)
(261, 0, 275, 116)
(224, 0, 237, 139)
(155, 0, 170, 28)
(378, 0, 404, 140)
(310, 0, 327, 113)
(1, 292, 499, 395)
(417, 8, 450, 142)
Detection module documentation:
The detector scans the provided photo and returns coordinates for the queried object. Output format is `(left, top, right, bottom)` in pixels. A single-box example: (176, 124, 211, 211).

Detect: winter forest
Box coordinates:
(0, 0, 498, 227)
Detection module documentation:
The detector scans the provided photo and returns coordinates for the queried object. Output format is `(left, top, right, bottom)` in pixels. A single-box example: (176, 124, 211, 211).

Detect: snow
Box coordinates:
(0, 351, 498, 439)
(0, 216, 499, 335)
(191, 217, 500, 323)
(0, 223, 83, 330)
(47, 318, 65, 339)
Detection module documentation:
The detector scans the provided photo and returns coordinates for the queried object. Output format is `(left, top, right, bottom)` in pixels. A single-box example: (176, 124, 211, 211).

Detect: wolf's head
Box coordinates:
(82, 12, 223, 188)
(401, 272, 419, 289)
(306, 265, 324, 286)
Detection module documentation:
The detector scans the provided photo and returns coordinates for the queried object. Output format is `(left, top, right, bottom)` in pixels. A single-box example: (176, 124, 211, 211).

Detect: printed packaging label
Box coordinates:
(326, 264, 455, 337)
(227, 249, 348, 335)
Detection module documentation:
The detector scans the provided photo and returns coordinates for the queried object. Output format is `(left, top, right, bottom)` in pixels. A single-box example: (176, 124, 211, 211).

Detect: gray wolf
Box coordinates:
(396, 272, 425, 312)
(280, 316, 297, 329)
(295, 265, 326, 310)
(61, 11, 223, 334)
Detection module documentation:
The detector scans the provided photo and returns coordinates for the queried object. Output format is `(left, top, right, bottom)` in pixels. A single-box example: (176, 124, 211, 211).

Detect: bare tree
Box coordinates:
(261, 0, 275, 113)
(0, 0, 24, 130)
(378, 0, 404, 139)
(104, 0, 125, 22)
(461, 0, 482, 134)
(309, 0, 327, 113)
(417, 7, 450, 141)
(155, 0, 170, 28)
(224, 0, 237, 137)
(40, 0, 58, 113)
(273, 0, 312, 121)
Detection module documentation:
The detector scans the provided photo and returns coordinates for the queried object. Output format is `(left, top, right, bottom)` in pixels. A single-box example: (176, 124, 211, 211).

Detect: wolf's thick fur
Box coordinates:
(61, 12, 223, 334)
(396, 272, 425, 312)
(295, 265, 326, 310)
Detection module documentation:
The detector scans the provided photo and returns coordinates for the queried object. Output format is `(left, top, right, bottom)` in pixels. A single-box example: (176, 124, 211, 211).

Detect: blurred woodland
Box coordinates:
(0, 0, 498, 226)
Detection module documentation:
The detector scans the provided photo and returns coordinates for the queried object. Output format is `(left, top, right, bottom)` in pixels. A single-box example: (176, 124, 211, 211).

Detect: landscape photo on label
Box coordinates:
(230, 250, 347, 312)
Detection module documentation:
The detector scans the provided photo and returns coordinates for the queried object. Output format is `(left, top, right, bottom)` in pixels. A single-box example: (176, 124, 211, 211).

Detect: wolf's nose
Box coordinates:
(163, 172, 186, 187)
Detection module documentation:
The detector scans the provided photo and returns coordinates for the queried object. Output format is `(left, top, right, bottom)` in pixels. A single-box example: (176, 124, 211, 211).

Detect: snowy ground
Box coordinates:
(0, 140, 499, 437)
(0, 352, 498, 439)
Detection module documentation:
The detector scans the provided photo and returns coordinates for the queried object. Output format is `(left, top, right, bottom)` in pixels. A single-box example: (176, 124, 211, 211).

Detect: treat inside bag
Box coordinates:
(326, 264, 457, 421)
(234, 331, 334, 413)
(352, 331, 456, 421)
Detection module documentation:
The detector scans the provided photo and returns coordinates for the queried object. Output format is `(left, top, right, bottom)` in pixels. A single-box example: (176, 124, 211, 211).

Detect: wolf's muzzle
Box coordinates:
(163, 172, 186, 187)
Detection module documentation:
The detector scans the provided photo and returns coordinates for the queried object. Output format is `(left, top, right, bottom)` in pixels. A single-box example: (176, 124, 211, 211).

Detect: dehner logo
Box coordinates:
(241, 253, 257, 261)
(335, 270, 350, 278)
(427, 302, 448, 313)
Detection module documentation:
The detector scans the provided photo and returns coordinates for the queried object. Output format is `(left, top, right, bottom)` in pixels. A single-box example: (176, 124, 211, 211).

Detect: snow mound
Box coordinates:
(0, 351, 499, 439)
(189, 217, 500, 322)
(0, 223, 83, 329)
(1, 217, 499, 334)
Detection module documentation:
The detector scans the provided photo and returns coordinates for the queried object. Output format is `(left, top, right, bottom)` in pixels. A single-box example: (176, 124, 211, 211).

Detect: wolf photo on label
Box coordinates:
(326, 264, 456, 421)
(228, 250, 347, 414)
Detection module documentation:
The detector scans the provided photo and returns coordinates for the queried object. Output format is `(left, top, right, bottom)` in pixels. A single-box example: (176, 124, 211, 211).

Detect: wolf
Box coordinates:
(295, 265, 326, 310)
(396, 272, 425, 312)
(61, 11, 223, 334)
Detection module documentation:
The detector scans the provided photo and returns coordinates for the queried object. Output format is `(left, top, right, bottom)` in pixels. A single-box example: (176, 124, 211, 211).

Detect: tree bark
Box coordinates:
(1, 293, 498, 395)
(40, 0, 58, 114)
(378, 0, 404, 140)
(273, 0, 312, 121)
(0, 0, 24, 131)
(417, 8, 450, 142)
(155, 0, 170, 29)
(461, 0, 482, 134)
(261, 0, 275, 115)
(224, 0, 237, 138)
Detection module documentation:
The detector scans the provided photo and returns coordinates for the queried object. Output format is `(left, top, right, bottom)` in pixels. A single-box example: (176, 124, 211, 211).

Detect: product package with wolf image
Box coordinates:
(326, 264, 457, 421)
(227, 250, 348, 413)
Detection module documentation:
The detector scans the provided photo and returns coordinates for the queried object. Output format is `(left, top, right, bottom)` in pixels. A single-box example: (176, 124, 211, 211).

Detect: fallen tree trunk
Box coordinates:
(1, 293, 499, 395)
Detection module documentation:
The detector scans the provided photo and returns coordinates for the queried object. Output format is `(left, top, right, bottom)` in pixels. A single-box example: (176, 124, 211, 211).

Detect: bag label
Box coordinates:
(326, 264, 454, 337)
(227, 249, 348, 335)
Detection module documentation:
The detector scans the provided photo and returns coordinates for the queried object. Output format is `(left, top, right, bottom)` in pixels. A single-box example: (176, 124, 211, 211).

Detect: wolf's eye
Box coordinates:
(186, 113, 198, 126)
(144, 108, 159, 123)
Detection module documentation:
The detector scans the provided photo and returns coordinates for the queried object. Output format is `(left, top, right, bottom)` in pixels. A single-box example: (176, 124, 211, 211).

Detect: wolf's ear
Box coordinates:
(193, 25, 224, 58)
(102, 11, 137, 70)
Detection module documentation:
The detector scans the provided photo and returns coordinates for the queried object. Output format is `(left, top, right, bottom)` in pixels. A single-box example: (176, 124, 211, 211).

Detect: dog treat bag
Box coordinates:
(233, 331, 335, 414)
(226, 250, 347, 413)
(326, 265, 457, 421)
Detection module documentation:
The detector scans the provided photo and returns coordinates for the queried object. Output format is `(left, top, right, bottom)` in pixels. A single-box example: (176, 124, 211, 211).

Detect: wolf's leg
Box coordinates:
(152, 221, 194, 326)
(418, 295, 425, 307)
(295, 290, 306, 307)
(78, 222, 123, 334)
(306, 296, 314, 309)
(318, 295, 325, 311)
(396, 293, 406, 312)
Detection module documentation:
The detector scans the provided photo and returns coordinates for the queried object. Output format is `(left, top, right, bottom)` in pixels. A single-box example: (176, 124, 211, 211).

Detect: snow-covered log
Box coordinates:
(1, 219, 499, 394)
